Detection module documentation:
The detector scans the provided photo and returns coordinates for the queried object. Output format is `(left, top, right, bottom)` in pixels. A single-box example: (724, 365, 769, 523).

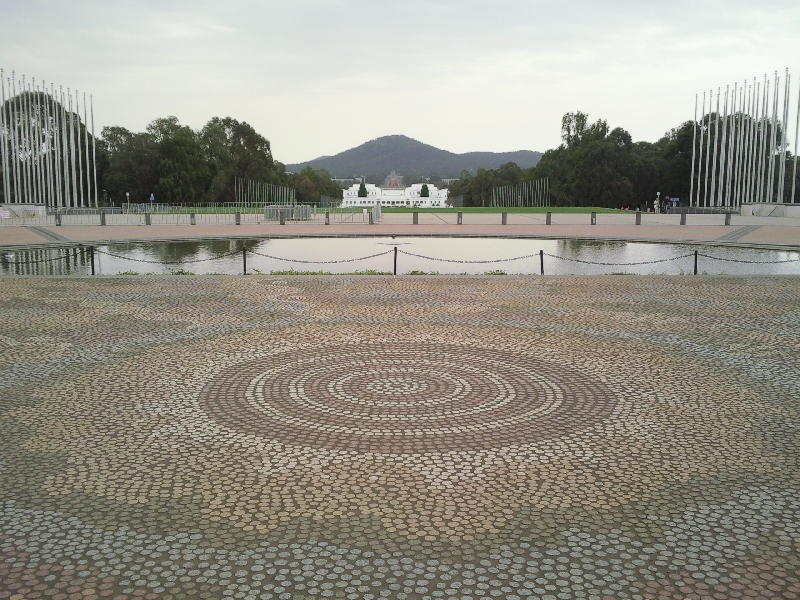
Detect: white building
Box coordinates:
(341, 172, 449, 208)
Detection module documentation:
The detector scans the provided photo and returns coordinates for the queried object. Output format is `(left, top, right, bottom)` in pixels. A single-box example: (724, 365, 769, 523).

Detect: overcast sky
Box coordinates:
(1, 0, 798, 164)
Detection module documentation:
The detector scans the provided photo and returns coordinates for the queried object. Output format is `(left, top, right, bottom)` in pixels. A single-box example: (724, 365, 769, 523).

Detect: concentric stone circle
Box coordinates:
(198, 342, 617, 453)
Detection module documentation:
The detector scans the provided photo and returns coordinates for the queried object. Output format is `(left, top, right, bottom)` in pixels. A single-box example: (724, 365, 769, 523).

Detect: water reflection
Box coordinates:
(1, 237, 799, 276)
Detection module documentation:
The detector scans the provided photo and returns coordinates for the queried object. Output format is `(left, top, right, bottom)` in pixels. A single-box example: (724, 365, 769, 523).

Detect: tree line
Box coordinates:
(449, 111, 797, 208)
(99, 116, 342, 205)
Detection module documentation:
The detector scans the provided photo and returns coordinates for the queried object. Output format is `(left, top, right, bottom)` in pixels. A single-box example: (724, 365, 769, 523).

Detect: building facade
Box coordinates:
(341, 172, 449, 208)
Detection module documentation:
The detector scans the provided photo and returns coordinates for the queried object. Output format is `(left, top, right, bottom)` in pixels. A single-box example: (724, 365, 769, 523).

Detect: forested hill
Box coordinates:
(286, 135, 542, 183)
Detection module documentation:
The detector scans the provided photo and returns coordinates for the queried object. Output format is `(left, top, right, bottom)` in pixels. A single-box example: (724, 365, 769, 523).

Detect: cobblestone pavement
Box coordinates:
(1, 276, 799, 599)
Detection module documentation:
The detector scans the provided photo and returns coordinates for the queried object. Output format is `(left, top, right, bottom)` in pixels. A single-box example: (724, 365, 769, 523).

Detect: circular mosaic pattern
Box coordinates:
(198, 343, 617, 453)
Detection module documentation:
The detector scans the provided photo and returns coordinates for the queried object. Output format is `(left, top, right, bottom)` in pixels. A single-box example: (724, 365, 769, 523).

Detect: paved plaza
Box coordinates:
(1, 276, 799, 599)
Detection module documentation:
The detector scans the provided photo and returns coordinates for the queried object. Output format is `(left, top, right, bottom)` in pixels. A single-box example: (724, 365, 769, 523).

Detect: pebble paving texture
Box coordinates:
(1, 275, 799, 600)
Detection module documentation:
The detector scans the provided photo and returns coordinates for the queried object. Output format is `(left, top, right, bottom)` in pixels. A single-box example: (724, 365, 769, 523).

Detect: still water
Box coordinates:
(2, 237, 800, 276)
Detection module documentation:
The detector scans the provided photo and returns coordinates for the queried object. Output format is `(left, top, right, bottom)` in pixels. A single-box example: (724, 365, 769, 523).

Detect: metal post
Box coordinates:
(680, 212, 687, 225)
(635, 211, 641, 225)
(413, 212, 418, 225)
(546, 211, 551, 225)
(457, 211, 462, 224)
(793, 70, 800, 203)
(717, 86, 728, 207)
(75, 90, 85, 207)
(591, 212, 596, 225)
(778, 71, 790, 202)
(393, 246, 397, 276)
(704, 89, 713, 206)
(242, 246, 247, 275)
(502, 212, 507, 225)
(325, 210, 329, 225)
(696, 91, 706, 206)
(0, 70, 9, 205)
(710, 89, 721, 206)
(90, 94, 97, 207)
(90, 246, 95, 275)
(539, 249, 544, 275)
(725, 211, 732, 226)
(694, 250, 698, 276)
(690, 93, 698, 207)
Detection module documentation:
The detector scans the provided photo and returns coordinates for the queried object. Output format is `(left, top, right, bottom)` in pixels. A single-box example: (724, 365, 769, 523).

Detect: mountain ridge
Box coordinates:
(286, 135, 541, 184)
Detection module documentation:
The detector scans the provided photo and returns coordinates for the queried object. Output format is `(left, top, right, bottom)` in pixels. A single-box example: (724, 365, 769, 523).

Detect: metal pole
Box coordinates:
(725, 83, 737, 207)
(710, 89, 721, 206)
(734, 83, 746, 207)
(52, 84, 63, 208)
(90, 246, 95, 275)
(778, 72, 789, 203)
(83, 93, 91, 208)
(767, 73, 779, 203)
(20, 77, 30, 202)
(32, 80, 43, 205)
(0, 69, 9, 204)
(694, 250, 698, 276)
(242, 246, 247, 275)
(9, 76, 19, 203)
(746, 81, 759, 204)
(696, 92, 706, 206)
(26, 80, 37, 203)
(689, 93, 698, 207)
(792, 69, 800, 204)
(43, 83, 54, 208)
(75, 91, 85, 207)
(757, 77, 768, 203)
(539, 249, 544, 275)
(393, 246, 397, 276)
(704, 89, 713, 206)
(717, 86, 729, 207)
(68, 90, 78, 207)
(61, 89, 71, 207)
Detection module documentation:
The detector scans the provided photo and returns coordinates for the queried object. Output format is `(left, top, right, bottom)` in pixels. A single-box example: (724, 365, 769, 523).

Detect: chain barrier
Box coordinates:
(95, 248, 242, 264)
(397, 250, 539, 264)
(542, 252, 695, 266)
(696, 252, 800, 264)
(247, 249, 392, 264)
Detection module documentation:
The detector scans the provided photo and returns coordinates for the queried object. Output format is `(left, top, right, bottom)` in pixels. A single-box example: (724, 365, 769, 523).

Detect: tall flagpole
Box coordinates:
(793, 70, 800, 204)
(778, 71, 789, 202)
(33, 80, 44, 205)
(52, 84, 63, 208)
(710, 89, 721, 206)
(91, 94, 97, 207)
(83, 92, 91, 207)
(61, 88, 71, 207)
(10, 74, 20, 203)
(43, 83, 54, 208)
(725, 84, 737, 206)
(747, 80, 759, 203)
(737, 82, 748, 204)
(0, 69, 9, 204)
(717, 86, 729, 207)
(68, 89, 78, 207)
(767, 73, 779, 202)
(733, 83, 744, 207)
(19, 76, 29, 202)
(696, 92, 706, 206)
(757, 76, 768, 203)
(75, 90, 85, 207)
(690, 94, 698, 208)
(704, 89, 712, 206)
